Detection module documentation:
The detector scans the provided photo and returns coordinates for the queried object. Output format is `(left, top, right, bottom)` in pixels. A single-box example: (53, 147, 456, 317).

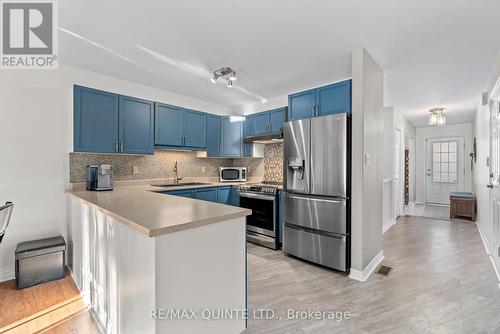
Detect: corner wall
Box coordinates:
(350, 48, 385, 278)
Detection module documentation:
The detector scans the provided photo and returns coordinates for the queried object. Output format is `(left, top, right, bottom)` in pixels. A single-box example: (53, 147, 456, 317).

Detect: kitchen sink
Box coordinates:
(151, 182, 210, 187)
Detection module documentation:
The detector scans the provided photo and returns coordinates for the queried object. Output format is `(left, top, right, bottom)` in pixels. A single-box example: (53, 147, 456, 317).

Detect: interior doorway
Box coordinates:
(425, 137, 465, 205)
(394, 128, 404, 218)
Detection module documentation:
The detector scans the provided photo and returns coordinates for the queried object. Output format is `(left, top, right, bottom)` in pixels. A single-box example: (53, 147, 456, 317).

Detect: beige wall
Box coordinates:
(351, 48, 385, 273)
(415, 123, 473, 204)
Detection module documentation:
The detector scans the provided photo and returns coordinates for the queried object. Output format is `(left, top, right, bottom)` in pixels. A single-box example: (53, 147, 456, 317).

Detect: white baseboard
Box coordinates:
(476, 221, 500, 289)
(349, 250, 384, 282)
(0, 270, 15, 282)
(383, 219, 397, 233)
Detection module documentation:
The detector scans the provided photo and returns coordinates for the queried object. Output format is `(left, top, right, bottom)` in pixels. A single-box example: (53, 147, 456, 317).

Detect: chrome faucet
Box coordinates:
(173, 161, 183, 184)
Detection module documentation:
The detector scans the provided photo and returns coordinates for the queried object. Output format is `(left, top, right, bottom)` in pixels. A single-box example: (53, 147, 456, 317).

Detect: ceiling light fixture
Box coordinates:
(428, 108, 446, 126)
(210, 67, 237, 88)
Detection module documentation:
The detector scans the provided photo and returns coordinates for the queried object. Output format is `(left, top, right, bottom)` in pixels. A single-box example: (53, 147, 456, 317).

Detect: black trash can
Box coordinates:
(15, 236, 66, 289)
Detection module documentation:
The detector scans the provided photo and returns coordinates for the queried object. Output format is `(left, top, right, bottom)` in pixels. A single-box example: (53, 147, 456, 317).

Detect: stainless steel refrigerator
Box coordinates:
(283, 113, 350, 272)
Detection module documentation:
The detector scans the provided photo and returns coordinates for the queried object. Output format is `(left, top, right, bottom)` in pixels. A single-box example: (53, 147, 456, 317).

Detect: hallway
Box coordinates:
(245, 216, 500, 333)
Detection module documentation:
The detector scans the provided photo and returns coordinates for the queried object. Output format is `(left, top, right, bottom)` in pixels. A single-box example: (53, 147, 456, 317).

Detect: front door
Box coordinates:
(425, 137, 465, 205)
(489, 90, 500, 270)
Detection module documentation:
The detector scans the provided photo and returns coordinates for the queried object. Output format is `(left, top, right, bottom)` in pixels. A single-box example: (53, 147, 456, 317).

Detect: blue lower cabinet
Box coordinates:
(119, 96, 154, 155)
(229, 186, 240, 206)
(217, 187, 231, 205)
(194, 188, 217, 202)
(166, 189, 193, 198)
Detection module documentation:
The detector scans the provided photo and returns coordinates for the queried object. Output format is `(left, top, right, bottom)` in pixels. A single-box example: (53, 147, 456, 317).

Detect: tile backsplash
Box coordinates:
(70, 144, 283, 183)
(263, 143, 283, 183)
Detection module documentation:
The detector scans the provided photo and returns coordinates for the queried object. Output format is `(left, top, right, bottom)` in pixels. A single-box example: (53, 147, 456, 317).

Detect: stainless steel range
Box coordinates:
(238, 182, 281, 250)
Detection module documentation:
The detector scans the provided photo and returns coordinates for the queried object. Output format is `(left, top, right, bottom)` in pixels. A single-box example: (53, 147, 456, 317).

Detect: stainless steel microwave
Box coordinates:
(219, 167, 246, 182)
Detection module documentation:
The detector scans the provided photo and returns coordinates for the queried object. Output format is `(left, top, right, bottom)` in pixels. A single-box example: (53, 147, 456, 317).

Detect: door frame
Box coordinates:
(424, 136, 466, 205)
(489, 78, 500, 271)
(394, 127, 405, 218)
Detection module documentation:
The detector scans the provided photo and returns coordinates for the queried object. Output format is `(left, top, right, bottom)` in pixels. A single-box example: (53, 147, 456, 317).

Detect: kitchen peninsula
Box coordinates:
(67, 184, 251, 334)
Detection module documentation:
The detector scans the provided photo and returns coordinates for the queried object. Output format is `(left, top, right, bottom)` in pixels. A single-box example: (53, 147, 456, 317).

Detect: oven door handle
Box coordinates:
(239, 192, 276, 201)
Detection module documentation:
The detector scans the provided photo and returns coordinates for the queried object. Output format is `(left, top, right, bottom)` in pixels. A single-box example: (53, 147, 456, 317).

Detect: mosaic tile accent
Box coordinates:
(263, 143, 283, 183)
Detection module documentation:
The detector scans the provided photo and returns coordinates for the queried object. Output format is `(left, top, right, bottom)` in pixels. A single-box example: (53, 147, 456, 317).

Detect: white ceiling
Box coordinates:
(59, 0, 500, 126)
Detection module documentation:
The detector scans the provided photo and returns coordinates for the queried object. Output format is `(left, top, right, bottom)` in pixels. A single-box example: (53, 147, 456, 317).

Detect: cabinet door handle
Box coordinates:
(316, 106, 320, 117)
(115, 141, 119, 153)
(311, 107, 315, 117)
(119, 141, 123, 152)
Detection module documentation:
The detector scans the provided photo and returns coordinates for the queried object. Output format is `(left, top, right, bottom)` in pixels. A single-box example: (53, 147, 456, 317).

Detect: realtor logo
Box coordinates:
(1, 1, 58, 69)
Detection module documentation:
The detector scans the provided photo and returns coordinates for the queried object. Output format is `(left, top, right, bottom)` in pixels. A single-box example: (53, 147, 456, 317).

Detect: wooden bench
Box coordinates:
(450, 192, 476, 221)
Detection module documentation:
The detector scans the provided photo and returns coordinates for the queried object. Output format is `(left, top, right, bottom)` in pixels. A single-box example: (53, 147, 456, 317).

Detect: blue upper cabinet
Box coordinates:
(207, 114, 221, 157)
(253, 112, 270, 136)
(183, 110, 207, 149)
(221, 116, 243, 157)
(316, 81, 351, 117)
(270, 107, 287, 133)
(288, 80, 351, 121)
(155, 103, 184, 147)
(74, 86, 119, 153)
(155, 104, 207, 150)
(243, 115, 254, 157)
(119, 96, 154, 155)
(288, 89, 316, 121)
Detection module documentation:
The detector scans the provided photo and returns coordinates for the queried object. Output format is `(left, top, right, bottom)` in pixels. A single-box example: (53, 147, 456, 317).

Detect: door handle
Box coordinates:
(487, 184, 494, 189)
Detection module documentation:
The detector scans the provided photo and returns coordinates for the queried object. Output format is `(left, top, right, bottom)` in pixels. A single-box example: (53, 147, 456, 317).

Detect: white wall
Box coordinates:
(473, 53, 500, 258)
(0, 65, 231, 281)
(415, 123, 473, 204)
(350, 48, 385, 276)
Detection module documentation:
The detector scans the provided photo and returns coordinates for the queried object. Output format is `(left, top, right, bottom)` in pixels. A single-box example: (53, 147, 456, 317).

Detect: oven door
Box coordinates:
(239, 192, 276, 237)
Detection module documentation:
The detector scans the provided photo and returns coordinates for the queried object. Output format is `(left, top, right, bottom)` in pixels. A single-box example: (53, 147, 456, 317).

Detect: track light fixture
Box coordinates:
(210, 67, 237, 88)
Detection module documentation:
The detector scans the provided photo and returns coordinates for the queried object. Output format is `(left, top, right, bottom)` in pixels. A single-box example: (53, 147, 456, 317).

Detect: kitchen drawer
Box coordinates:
(285, 193, 346, 235)
(283, 224, 346, 271)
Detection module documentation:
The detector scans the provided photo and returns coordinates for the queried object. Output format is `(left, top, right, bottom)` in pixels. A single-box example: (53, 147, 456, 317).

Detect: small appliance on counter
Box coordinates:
(219, 167, 246, 182)
(86, 165, 114, 191)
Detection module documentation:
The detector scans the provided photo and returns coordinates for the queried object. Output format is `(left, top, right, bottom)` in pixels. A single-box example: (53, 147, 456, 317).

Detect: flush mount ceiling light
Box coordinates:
(428, 107, 446, 126)
(210, 67, 237, 88)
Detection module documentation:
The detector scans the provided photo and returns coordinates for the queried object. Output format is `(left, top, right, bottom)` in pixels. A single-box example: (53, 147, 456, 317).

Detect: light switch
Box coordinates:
(201, 166, 206, 173)
(133, 166, 140, 175)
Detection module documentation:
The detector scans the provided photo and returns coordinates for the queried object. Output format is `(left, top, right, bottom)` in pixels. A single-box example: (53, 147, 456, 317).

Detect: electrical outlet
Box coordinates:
(201, 166, 206, 173)
(133, 166, 140, 175)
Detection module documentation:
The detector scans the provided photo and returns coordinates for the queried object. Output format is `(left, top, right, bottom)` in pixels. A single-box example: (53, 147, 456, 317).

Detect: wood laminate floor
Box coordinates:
(245, 216, 500, 333)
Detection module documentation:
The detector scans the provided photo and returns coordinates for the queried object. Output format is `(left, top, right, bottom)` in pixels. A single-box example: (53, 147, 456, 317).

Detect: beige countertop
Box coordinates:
(67, 182, 253, 237)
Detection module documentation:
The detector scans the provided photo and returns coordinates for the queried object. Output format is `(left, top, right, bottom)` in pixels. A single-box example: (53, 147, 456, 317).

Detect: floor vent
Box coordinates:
(377, 265, 392, 276)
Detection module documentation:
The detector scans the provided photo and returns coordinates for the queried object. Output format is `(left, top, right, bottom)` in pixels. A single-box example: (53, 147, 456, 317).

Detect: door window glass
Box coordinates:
(432, 140, 458, 183)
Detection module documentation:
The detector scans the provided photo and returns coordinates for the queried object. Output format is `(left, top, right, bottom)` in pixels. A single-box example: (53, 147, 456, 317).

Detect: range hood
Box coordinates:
(243, 132, 283, 144)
